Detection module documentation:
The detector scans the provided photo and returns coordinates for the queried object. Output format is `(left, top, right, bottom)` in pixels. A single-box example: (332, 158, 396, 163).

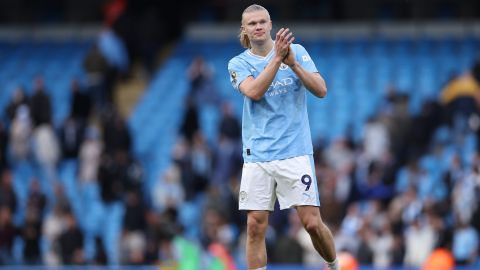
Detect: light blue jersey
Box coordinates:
(228, 43, 318, 162)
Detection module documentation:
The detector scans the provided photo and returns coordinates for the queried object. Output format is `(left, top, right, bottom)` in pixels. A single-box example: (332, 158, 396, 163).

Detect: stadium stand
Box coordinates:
(0, 22, 480, 270)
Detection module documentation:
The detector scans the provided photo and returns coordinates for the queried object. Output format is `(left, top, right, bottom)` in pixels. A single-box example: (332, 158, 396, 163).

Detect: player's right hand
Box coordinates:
(275, 28, 294, 60)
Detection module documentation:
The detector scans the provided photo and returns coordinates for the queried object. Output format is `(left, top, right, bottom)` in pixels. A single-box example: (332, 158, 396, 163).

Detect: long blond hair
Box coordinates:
(239, 4, 270, 49)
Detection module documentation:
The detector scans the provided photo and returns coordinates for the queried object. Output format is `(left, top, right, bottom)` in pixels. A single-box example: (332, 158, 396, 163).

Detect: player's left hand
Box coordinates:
(282, 46, 296, 67)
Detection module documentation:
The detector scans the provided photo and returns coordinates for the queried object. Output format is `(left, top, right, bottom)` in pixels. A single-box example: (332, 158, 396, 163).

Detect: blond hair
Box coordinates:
(239, 4, 270, 49)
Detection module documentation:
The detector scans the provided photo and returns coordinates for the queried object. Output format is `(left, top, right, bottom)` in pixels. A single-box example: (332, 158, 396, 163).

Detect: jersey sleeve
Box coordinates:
(228, 57, 252, 91)
(294, 44, 318, 73)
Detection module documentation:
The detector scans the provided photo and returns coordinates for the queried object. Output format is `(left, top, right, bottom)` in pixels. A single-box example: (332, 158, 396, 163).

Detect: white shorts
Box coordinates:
(238, 155, 320, 211)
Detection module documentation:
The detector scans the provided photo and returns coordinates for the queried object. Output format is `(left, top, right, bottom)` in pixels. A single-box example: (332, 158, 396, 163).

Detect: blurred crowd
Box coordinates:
(1, 44, 480, 270)
(0, 0, 479, 269)
(0, 28, 140, 265)
(149, 57, 480, 269)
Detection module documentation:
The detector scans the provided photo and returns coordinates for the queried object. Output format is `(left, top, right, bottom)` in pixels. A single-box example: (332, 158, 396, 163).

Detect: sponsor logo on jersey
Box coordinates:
(270, 78, 293, 88)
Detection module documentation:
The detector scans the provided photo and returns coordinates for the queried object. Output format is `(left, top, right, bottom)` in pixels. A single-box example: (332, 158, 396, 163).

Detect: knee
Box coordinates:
(303, 217, 322, 235)
(247, 216, 268, 240)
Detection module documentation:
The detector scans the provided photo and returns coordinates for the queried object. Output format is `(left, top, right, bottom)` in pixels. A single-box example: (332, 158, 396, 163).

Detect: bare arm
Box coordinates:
(290, 63, 327, 98)
(283, 46, 327, 98)
(238, 57, 282, 101)
(239, 28, 294, 101)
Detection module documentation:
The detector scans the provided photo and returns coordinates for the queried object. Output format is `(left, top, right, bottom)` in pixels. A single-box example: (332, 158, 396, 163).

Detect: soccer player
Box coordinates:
(227, 4, 339, 270)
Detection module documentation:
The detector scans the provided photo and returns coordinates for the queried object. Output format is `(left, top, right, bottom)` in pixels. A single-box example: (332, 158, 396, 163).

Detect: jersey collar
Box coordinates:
(247, 44, 275, 61)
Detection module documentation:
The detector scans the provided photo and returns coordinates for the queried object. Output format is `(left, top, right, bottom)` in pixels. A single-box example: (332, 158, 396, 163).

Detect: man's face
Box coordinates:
(241, 10, 272, 44)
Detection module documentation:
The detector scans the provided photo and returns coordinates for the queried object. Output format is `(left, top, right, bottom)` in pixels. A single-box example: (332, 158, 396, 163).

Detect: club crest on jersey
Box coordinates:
(279, 63, 289, 70)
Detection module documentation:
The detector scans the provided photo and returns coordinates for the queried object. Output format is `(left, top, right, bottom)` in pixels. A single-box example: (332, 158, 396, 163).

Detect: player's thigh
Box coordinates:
(239, 162, 276, 211)
(275, 155, 320, 209)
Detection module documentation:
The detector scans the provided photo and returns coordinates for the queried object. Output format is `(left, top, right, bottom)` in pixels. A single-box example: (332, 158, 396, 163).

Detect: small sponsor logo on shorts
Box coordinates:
(303, 192, 311, 198)
(239, 191, 248, 202)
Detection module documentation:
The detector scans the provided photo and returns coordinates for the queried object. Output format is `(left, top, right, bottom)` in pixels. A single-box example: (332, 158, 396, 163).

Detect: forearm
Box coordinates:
(290, 62, 327, 98)
(240, 57, 283, 100)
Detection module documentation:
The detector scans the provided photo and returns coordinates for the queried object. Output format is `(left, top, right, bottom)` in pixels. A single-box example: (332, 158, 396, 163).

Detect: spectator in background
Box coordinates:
(120, 190, 147, 265)
(59, 116, 85, 160)
(201, 208, 236, 251)
(112, 149, 143, 192)
(180, 97, 199, 144)
(83, 44, 112, 110)
(212, 104, 243, 197)
(153, 164, 185, 212)
(323, 137, 355, 174)
(355, 161, 394, 201)
(32, 124, 60, 183)
(98, 27, 129, 75)
(371, 222, 395, 268)
(156, 226, 177, 266)
(102, 109, 131, 155)
(122, 190, 146, 233)
(363, 116, 391, 164)
(52, 183, 71, 214)
(155, 209, 181, 264)
(42, 204, 66, 266)
(95, 27, 129, 106)
(355, 225, 374, 265)
(322, 137, 356, 204)
(143, 211, 161, 264)
(188, 56, 212, 94)
(70, 79, 92, 122)
(403, 216, 437, 268)
(120, 231, 146, 265)
(407, 101, 442, 159)
(171, 137, 197, 201)
(0, 170, 17, 214)
(190, 132, 212, 194)
(452, 218, 479, 265)
(336, 203, 363, 253)
(26, 178, 46, 217)
(29, 77, 52, 127)
(315, 158, 347, 227)
(187, 56, 220, 105)
(5, 86, 28, 125)
(0, 206, 16, 265)
(21, 204, 42, 264)
(78, 126, 102, 182)
(211, 134, 240, 198)
(98, 154, 121, 203)
(218, 102, 241, 142)
(57, 212, 84, 265)
(379, 87, 411, 167)
(440, 61, 480, 129)
(9, 105, 32, 162)
(452, 163, 477, 225)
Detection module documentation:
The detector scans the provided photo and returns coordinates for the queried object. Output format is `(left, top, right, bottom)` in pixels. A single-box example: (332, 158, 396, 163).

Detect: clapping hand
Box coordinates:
(275, 28, 294, 61)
